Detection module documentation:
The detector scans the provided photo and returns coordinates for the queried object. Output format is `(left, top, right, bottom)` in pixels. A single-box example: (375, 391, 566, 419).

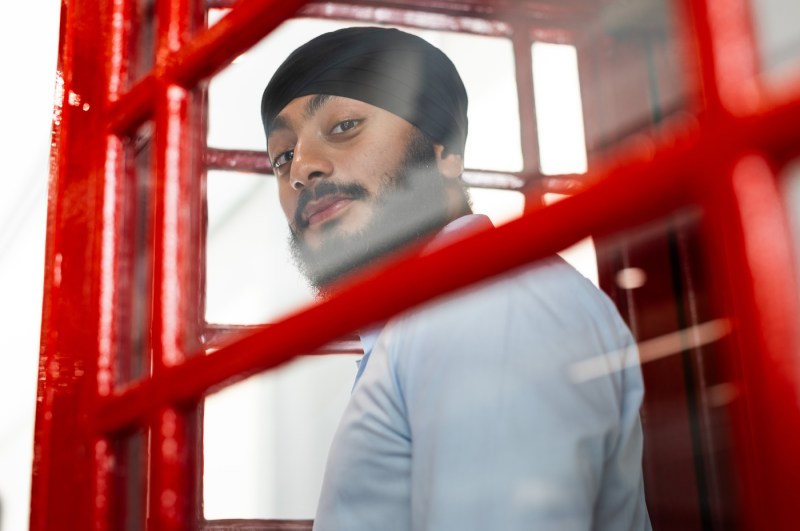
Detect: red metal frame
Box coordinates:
(32, 0, 800, 529)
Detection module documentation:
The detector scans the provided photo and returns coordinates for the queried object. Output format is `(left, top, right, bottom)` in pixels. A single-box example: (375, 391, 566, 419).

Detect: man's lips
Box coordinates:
(302, 194, 355, 227)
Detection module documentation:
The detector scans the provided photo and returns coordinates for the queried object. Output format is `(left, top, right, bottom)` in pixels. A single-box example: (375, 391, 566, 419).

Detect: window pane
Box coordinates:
(575, 0, 689, 156)
(596, 210, 738, 528)
(203, 355, 357, 519)
(205, 170, 312, 325)
(781, 159, 800, 294)
(533, 42, 587, 175)
(752, 0, 800, 84)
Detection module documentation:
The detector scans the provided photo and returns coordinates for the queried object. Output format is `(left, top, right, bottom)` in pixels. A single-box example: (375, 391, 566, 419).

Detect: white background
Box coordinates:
(0, 2, 60, 530)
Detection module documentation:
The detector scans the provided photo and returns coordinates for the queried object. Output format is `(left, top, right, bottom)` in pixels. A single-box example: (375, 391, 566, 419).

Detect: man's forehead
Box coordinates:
(268, 95, 393, 139)
(261, 27, 468, 155)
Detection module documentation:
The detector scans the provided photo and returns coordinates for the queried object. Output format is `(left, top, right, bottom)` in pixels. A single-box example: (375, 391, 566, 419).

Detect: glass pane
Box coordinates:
(596, 210, 738, 529)
(469, 188, 524, 227)
(113, 429, 149, 530)
(781, 159, 800, 292)
(575, 0, 689, 155)
(130, 0, 157, 87)
(752, 0, 800, 84)
(533, 42, 588, 175)
(117, 122, 154, 385)
(205, 170, 313, 325)
(203, 354, 358, 519)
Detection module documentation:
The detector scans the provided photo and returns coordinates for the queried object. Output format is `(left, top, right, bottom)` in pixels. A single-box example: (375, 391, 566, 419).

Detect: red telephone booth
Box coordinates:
(32, 0, 800, 529)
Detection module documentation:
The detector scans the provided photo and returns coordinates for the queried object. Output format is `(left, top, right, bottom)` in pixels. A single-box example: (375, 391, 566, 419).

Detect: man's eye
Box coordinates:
(272, 149, 294, 169)
(331, 119, 360, 134)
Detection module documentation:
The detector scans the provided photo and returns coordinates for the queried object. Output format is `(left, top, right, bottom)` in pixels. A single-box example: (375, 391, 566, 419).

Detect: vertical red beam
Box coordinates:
(682, 0, 799, 528)
(681, 0, 761, 118)
(703, 0, 762, 115)
(147, 0, 203, 528)
(704, 154, 800, 530)
(93, 0, 138, 526)
(31, 0, 114, 529)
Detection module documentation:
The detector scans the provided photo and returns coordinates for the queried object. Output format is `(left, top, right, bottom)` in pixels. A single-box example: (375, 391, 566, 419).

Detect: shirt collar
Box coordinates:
(357, 213, 495, 360)
(424, 213, 494, 252)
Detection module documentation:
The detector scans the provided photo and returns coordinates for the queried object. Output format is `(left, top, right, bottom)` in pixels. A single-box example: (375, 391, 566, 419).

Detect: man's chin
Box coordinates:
(290, 207, 448, 297)
(297, 218, 345, 251)
(289, 229, 366, 296)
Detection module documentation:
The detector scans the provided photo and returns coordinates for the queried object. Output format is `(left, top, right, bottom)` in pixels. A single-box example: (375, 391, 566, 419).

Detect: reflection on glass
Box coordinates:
(130, 0, 157, 87)
(117, 122, 154, 386)
(575, 0, 687, 153)
(113, 429, 148, 530)
(752, 0, 800, 83)
(596, 211, 738, 528)
(780, 159, 800, 293)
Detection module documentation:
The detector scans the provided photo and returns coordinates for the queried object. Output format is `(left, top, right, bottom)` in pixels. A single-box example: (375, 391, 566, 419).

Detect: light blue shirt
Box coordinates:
(314, 216, 651, 530)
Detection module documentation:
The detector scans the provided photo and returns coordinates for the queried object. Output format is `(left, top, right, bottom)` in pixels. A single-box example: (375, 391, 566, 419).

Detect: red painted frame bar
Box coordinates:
(148, 52, 192, 531)
(704, 154, 800, 530)
(31, 0, 117, 528)
(146, 0, 209, 528)
(679, 0, 800, 528)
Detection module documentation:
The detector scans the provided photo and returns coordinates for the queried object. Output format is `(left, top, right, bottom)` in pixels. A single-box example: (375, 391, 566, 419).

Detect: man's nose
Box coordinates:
(289, 136, 333, 191)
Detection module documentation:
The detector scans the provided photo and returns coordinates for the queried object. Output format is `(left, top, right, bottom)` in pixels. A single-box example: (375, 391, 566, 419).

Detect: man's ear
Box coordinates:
(433, 144, 464, 179)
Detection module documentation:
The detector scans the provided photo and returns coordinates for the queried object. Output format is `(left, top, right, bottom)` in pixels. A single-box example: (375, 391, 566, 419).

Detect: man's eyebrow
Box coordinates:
(268, 94, 333, 140)
(269, 114, 290, 136)
(304, 94, 333, 119)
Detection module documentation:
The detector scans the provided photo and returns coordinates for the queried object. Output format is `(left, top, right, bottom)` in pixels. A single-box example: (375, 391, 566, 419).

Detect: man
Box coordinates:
(261, 26, 650, 530)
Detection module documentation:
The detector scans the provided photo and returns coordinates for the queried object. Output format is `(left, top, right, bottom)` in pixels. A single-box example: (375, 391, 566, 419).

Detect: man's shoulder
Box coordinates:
(388, 255, 625, 349)
(410, 255, 606, 321)
(376, 254, 638, 401)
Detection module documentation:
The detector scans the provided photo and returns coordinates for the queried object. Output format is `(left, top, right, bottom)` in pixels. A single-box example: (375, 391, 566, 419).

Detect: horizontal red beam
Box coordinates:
(96, 115, 700, 433)
(203, 323, 363, 354)
(210, 0, 583, 29)
(205, 147, 272, 174)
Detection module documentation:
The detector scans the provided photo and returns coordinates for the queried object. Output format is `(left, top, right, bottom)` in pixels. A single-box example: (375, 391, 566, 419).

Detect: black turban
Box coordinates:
(261, 26, 468, 155)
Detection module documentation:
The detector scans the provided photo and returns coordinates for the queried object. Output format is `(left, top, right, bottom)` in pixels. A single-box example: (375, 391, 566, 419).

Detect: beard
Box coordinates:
(288, 130, 451, 295)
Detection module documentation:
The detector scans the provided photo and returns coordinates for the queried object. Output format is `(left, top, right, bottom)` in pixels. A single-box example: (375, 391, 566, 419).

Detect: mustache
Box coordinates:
(294, 180, 370, 230)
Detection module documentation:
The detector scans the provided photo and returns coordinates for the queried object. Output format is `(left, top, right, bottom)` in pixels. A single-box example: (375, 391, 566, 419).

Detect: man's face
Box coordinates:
(267, 95, 453, 291)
